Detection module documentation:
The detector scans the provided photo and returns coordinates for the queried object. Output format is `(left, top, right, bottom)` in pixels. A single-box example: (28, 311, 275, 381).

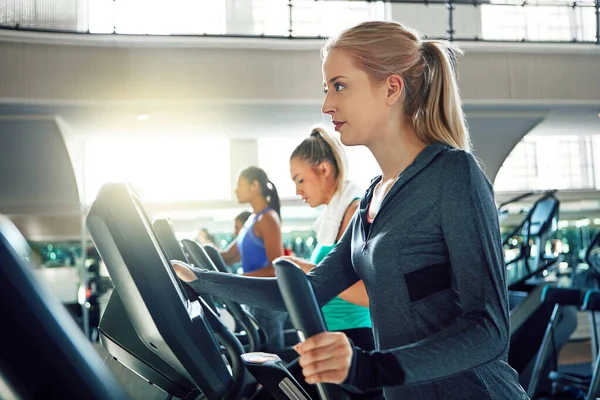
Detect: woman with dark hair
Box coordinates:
(234, 211, 252, 238)
(219, 166, 288, 352)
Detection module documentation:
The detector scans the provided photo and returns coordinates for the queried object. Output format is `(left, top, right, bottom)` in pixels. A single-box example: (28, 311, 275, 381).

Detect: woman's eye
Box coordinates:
(334, 83, 345, 92)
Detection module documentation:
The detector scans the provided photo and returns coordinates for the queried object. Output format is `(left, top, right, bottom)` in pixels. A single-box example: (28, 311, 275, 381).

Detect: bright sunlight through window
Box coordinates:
(83, 136, 230, 204)
(494, 135, 598, 192)
(89, 0, 227, 35)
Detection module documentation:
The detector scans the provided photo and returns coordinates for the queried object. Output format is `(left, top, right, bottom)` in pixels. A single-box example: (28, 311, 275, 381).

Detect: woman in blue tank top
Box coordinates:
(219, 166, 289, 352)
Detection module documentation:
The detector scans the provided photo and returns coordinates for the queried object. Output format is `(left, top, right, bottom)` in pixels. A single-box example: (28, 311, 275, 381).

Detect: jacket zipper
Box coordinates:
(362, 175, 401, 250)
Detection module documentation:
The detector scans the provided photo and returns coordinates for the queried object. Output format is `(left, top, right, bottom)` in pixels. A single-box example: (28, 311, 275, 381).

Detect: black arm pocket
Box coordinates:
(404, 261, 452, 302)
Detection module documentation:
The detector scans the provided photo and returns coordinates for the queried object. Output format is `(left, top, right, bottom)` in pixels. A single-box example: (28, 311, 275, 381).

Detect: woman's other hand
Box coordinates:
(295, 332, 353, 385)
(171, 261, 198, 283)
(278, 255, 316, 274)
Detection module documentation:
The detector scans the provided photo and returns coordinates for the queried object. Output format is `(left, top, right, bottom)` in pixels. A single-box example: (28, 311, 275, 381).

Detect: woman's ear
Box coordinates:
(319, 162, 332, 178)
(250, 180, 260, 193)
(386, 74, 404, 106)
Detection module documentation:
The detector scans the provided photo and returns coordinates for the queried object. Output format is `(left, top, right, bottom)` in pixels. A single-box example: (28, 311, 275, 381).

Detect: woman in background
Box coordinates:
(234, 211, 252, 238)
(276, 127, 379, 399)
(225, 211, 252, 273)
(219, 167, 288, 353)
(287, 127, 371, 336)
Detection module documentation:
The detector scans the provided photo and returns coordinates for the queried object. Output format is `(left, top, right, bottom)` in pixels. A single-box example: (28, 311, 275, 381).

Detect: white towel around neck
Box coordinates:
(313, 180, 363, 247)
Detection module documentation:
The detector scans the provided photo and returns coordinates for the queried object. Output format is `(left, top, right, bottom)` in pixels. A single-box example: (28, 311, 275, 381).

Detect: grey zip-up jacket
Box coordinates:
(187, 143, 529, 399)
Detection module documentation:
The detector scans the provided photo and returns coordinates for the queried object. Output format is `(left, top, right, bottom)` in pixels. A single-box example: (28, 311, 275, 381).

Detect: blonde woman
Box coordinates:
(175, 21, 527, 399)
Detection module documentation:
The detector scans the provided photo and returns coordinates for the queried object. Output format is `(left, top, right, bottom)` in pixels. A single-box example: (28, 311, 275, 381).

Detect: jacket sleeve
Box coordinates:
(344, 150, 511, 390)
(186, 214, 361, 311)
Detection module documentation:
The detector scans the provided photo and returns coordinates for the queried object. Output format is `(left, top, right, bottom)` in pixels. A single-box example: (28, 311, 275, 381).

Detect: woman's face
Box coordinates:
(321, 49, 394, 148)
(235, 176, 256, 204)
(290, 157, 330, 208)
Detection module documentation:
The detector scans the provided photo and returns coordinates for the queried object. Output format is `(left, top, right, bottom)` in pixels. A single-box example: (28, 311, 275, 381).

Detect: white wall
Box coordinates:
(0, 32, 599, 104)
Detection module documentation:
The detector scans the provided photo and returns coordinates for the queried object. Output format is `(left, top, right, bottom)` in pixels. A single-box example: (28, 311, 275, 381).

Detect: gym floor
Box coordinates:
(559, 311, 596, 368)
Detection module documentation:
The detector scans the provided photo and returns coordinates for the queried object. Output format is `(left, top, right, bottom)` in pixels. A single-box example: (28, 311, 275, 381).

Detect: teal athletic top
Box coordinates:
(311, 242, 372, 332)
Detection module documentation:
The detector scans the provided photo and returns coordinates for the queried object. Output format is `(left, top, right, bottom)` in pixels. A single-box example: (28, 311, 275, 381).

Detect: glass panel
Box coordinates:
(481, 3, 596, 41)
(454, 4, 484, 40)
(481, 5, 528, 41)
(527, 6, 574, 41)
(1, 0, 595, 41)
(492, 0, 596, 5)
(114, 0, 226, 35)
(172, 0, 226, 35)
(495, 135, 596, 192)
(0, 0, 33, 28)
(88, 0, 114, 34)
(290, 0, 374, 38)
(251, 0, 290, 36)
(389, 3, 448, 38)
(575, 6, 598, 42)
(494, 141, 538, 191)
(0, 0, 86, 31)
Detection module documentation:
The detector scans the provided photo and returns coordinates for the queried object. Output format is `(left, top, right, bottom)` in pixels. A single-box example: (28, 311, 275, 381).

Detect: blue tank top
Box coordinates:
(237, 208, 272, 273)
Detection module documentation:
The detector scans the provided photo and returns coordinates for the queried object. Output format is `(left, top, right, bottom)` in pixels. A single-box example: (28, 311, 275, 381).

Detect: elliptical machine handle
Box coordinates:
(273, 258, 349, 400)
(274, 259, 326, 337)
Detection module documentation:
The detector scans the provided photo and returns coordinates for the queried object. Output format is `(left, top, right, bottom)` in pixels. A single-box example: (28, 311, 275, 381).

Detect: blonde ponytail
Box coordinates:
(412, 41, 470, 152)
(323, 21, 471, 152)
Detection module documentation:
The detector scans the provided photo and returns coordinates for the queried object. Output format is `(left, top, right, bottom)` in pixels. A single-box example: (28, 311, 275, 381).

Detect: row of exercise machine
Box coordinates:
(503, 190, 600, 399)
(1, 183, 600, 399)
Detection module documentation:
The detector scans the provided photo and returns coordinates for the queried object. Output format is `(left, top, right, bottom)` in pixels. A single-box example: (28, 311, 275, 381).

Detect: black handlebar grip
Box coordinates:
(273, 259, 350, 400)
(274, 259, 327, 339)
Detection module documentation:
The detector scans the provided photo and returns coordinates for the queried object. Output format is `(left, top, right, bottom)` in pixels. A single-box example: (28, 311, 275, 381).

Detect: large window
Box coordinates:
(481, 0, 597, 42)
(2, 0, 596, 42)
(289, 0, 378, 38)
(83, 136, 230, 204)
(495, 135, 597, 192)
(494, 141, 538, 191)
(245, 0, 382, 37)
(89, 0, 227, 35)
(249, 0, 290, 36)
(0, 0, 88, 32)
(87, 0, 379, 37)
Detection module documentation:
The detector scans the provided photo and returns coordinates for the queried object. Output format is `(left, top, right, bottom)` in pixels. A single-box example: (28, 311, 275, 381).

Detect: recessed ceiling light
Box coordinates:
(137, 114, 150, 121)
